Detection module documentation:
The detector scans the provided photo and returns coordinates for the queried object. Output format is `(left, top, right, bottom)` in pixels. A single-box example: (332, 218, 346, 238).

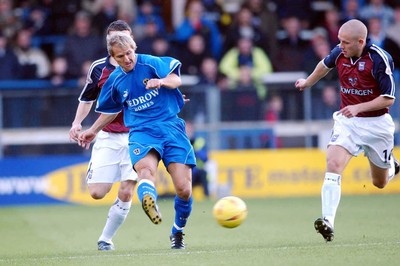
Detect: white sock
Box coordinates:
(321, 172, 341, 228)
(98, 198, 131, 243)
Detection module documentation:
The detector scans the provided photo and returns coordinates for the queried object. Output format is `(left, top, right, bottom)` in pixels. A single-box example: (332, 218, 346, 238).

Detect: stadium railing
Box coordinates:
(0, 72, 370, 157)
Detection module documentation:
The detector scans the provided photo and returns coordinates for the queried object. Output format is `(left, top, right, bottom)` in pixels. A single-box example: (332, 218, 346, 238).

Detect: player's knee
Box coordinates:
(90, 191, 106, 200)
(138, 168, 157, 183)
(175, 185, 192, 200)
(118, 180, 136, 201)
(88, 185, 110, 199)
(118, 188, 134, 202)
(326, 158, 342, 172)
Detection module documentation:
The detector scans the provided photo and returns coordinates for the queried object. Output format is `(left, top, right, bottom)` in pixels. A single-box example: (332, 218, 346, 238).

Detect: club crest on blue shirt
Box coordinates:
(143, 78, 149, 86)
(358, 62, 365, 71)
(133, 148, 140, 155)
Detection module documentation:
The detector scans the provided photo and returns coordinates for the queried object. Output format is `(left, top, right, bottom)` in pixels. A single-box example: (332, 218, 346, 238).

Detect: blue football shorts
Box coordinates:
(128, 117, 196, 169)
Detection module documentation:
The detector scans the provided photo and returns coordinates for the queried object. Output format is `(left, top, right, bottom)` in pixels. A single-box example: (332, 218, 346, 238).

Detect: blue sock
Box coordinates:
(137, 179, 157, 203)
(172, 195, 193, 234)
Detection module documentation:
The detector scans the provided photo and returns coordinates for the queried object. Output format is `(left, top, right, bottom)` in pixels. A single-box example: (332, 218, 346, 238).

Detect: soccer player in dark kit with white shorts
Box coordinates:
(295, 19, 400, 242)
(69, 20, 137, 251)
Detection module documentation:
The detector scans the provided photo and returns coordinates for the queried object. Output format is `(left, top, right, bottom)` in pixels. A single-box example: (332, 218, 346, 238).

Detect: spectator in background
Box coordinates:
(273, 0, 313, 28)
(198, 56, 219, 85)
(180, 34, 212, 76)
(201, 0, 232, 33)
(0, 31, 21, 80)
(151, 35, 176, 57)
(78, 60, 93, 87)
(243, 0, 278, 56)
(61, 11, 103, 79)
(263, 93, 283, 147)
(91, 0, 120, 36)
(303, 28, 338, 82)
(135, 0, 166, 38)
(13, 28, 51, 79)
(49, 56, 69, 86)
(223, 5, 270, 54)
(135, 19, 163, 54)
(312, 84, 340, 120)
(264, 94, 283, 122)
(367, 16, 385, 46)
(340, 0, 363, 24)
(359, 0, 394, 29)
(82, 0, 137, 26)
(232, 65, 262, 121)
(273, 16, 310, 72)
(173, 0, 222, 59)
(22, 5, 52, 37)
(46, 0, 81, 35)
(0, 0, 22, 38)
(192, 56, 221, 123)
(219, 36, 273, 101)
(339, 0, 366, 11)
(384, 3, 400, 72)
(220, 64, 262, 121)
(383, 4, 400, 119)
(320, 5, 341, 48)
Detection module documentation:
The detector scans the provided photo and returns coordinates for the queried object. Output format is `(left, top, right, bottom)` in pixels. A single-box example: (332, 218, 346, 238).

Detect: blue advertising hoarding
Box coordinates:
(0, 156, 89, 206)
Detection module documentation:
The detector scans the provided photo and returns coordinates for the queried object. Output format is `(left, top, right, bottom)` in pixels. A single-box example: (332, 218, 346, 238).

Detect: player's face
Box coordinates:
(338, 32, 363, 58)
(112, 45, 136, 72)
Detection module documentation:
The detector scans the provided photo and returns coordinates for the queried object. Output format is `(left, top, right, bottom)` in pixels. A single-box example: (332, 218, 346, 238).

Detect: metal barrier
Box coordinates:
(1, 72, 336, 157)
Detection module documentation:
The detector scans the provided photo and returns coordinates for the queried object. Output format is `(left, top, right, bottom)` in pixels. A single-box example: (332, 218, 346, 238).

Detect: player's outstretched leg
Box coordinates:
(314, 217, 334, 242)
(137, 179, 162, 224)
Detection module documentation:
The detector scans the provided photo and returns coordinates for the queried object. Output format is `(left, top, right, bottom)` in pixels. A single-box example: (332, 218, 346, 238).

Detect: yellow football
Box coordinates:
(212, 196, 247, 228)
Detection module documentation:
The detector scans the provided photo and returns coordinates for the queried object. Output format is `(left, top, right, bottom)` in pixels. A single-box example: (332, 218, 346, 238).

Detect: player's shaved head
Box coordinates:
(339, 19, 367, 41)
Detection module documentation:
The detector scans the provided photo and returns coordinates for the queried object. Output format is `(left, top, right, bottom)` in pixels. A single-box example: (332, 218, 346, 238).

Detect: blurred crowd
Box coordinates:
(1, 0, 400, 123)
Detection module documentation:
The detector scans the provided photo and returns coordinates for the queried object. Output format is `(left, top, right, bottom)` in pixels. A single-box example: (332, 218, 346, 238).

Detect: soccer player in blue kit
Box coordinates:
(295, 19, 399, 242)
(78, 31, 196, 249)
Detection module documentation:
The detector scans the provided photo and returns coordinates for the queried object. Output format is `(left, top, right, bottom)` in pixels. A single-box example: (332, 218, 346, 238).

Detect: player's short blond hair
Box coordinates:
(107, 31, 137, 56)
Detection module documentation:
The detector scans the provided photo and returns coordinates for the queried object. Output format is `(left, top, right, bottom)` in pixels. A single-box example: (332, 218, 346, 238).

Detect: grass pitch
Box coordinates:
(0, 194, 399, 266)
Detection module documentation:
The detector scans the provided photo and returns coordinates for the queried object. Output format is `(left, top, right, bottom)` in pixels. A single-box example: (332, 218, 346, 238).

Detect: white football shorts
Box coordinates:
(328, 111, 395, 169)
(86, 130, 138, 184)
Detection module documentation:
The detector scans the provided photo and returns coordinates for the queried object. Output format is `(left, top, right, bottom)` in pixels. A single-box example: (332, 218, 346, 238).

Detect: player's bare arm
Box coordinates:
(69, 102, 94, 142)
(146, 73, 182, 90)
(78, 113, 119, 149)
(295, 61, 331, 91)
(339, 95, 395, 118)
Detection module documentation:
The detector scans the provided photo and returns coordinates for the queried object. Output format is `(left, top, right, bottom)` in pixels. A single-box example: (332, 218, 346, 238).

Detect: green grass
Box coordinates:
(1, 194, 400, 266)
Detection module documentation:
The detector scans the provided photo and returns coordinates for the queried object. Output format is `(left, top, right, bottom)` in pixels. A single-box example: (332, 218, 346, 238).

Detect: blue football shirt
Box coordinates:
(95, 54, 184, 127)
